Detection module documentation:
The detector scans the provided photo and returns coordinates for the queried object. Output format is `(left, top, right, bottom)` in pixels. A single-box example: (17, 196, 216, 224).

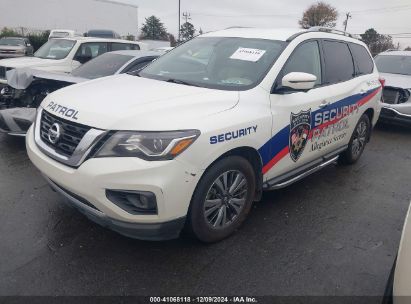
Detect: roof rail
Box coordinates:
(308, 26, 358, 39)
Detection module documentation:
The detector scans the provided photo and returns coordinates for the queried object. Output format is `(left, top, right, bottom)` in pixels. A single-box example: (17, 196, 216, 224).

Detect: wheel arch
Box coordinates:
(207, 146, 264, 202)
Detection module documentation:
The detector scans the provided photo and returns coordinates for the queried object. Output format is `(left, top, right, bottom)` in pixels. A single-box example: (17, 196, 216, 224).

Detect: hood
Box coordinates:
(380, 73, 411, 89)
(0, 57, 60, 69)
(41, 74, 239, 130)
(0, 45, 25, 51)
(7, 68, 85, 90)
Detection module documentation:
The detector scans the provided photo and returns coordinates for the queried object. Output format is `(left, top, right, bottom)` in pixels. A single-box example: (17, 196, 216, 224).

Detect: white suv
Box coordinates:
(26, 27, 382, 242)
(0, 37, 145, 86)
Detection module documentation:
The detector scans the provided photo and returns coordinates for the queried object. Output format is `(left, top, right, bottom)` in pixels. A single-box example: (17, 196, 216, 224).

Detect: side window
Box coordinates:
(75, 42, 108, 62)
(349, 43, 374, 75)
(112, 43, 140, 51)
(282, 41, 322, 85)
(123, 59, 153, 74)
(322, 40, 355, 84)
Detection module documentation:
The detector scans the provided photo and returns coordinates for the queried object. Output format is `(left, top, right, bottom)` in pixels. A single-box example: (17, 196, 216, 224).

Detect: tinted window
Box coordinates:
(140, 37, 285, 91)
(375, 55, 411, 76)
(350, 43, 374, 75)
(125, 59, 155, 74)
(76, 42, 108, 59)
(112, 42, 140, 51)
(71, 53, 133, 79)
(282, 41, 322, 85)
(323, 41, 354, 84)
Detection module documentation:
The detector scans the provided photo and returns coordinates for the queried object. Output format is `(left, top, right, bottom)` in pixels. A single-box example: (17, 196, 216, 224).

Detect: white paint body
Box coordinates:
(0, 37, 145, 84)
(26, 28, 382, 231)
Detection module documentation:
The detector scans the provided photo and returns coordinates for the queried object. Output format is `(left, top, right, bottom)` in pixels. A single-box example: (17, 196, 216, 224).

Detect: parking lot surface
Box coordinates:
(0, 124, 410, 297)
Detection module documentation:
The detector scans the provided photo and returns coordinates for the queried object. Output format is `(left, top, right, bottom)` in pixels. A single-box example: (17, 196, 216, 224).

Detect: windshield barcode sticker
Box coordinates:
(230, 47, 266, 62)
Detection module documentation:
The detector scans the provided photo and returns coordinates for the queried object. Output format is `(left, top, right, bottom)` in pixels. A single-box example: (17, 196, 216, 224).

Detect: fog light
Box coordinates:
(106, 190, 157, 215)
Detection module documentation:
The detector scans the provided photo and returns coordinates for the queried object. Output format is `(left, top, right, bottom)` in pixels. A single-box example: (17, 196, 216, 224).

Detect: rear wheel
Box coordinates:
(338, 114, 371, 165)
(187, 156, 256, 243)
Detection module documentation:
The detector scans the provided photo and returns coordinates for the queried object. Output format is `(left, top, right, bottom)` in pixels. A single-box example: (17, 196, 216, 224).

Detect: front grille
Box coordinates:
(383, 88, 400, 104)
(383, 88, 410, 105)
(40, 110, 91, 157)
(0, 67, 5, 79)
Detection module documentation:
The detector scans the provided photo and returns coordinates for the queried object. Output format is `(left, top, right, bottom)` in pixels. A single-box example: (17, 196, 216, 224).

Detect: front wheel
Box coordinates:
(338, 114, 371, 165)
(186, 156, 256, 243)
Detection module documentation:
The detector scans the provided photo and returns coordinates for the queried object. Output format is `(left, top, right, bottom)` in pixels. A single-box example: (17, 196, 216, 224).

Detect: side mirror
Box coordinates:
(281, 72, 317, 91)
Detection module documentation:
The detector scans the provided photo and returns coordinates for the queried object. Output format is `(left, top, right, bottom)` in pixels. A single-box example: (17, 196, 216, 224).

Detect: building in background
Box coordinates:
(0, 0, 138, 39)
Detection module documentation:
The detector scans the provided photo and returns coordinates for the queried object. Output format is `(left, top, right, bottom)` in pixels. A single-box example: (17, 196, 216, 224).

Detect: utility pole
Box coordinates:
(178, 0, 181, 41)
(344, 12, 352, 32)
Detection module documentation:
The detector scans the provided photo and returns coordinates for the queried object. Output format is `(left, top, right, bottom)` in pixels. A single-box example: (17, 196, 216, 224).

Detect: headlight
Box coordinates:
(95, 130, 200, 160)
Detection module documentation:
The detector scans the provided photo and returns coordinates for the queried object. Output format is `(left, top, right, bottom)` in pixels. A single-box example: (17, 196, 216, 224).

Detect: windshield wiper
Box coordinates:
(165, 78, 199, 87)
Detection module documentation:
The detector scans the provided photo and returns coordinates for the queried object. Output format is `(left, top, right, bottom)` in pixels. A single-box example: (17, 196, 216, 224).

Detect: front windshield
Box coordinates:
(140, 37, 285, 90)
(34, 39, 76, 60)
(71, 53, 133, 79)
(0, 38, 25, 46)
(375, 55, 411, 76)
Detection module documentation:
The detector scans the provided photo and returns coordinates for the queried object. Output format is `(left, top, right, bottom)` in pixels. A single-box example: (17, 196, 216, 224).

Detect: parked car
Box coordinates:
(85, 29, 121, 39)
(0, 37, 146, 88)
(0, 50, 160, 136)
(0, 37, 34, 58)
(375, 50, 411, 126)
(383, 202, 411, 304)
(49, 29, 80, 39)
(26, 27, 382, 242)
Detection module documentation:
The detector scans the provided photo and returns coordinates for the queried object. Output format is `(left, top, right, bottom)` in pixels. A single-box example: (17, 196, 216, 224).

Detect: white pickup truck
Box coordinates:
(0, 37, 146, 86)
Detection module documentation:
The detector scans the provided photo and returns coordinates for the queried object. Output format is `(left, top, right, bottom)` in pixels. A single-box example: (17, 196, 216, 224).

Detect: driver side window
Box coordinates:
(282, 41, 322, 85)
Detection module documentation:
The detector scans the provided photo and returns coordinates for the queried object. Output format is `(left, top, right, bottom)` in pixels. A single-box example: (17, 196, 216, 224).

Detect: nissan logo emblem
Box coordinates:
(48, 123, 61, 144)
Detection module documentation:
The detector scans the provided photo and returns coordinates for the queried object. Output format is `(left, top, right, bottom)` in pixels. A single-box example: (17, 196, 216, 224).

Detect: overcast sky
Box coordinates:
(123, 0, 411, 48)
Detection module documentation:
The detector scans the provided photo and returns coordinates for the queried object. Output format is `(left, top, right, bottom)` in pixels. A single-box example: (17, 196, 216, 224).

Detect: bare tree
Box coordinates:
(299, 2, 338, 29)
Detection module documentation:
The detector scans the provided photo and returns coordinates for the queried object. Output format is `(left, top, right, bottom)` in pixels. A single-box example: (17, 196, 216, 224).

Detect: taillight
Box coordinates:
(379, 77, 386, 88)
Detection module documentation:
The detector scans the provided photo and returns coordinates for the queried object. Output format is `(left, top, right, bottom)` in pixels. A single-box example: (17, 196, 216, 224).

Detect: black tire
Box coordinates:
(186, 156, 256, 243)
(338, 114, 371, 165)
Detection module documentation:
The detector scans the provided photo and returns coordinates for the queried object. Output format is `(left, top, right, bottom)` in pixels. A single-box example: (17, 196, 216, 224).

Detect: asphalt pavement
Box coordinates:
(0, 123, 410, 298)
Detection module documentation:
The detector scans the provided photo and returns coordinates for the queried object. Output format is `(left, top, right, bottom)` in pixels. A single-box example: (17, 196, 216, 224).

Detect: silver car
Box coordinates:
(375, 51, 411, 126)
(0, 37, 34, 58)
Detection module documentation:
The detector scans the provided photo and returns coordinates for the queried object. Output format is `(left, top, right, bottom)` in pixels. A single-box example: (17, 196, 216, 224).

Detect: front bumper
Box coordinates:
(379, 107, 411, 126)
(0, 53, 26, 59)
(0, 108, 36, 136)
(26, 126, 203, 240)
(47, 177, 186, 240)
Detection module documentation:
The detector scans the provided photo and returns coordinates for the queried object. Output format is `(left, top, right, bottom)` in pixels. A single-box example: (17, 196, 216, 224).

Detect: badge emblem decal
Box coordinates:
(48, 123, 61, 144)
(289, 109, 311, 162)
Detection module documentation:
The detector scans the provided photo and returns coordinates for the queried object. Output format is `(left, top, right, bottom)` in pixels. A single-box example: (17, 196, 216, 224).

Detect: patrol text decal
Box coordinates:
(46, 102, 79, 120)
(210, 126, 258, 144)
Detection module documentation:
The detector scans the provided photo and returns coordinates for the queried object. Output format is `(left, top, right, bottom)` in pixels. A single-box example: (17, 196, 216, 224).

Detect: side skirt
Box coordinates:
(263, 145, 348, 190)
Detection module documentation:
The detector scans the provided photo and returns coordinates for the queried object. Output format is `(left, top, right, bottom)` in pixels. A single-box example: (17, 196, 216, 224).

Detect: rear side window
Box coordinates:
(350, 43, 374, 75)
(112, 43, 140, 51)
(322, 40, 355, 84)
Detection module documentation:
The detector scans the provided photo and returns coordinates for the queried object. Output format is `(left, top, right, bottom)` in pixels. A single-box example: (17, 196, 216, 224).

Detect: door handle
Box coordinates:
(318, 101, 330, 109)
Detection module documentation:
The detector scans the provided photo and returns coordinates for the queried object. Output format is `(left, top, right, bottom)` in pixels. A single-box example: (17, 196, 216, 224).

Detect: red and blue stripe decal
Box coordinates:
(258, 87, 382, 174)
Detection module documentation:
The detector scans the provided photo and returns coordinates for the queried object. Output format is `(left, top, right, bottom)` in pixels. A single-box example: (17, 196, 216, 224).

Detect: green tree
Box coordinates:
(180, 22, 195, 41)
(140, 16, 168, 40)
(405, 46, 411, 51)
(168, 33, 177, 47)
(361, 28, 395, 56)
(299, 2, 338, 29)
(0, 27, 21, 38)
